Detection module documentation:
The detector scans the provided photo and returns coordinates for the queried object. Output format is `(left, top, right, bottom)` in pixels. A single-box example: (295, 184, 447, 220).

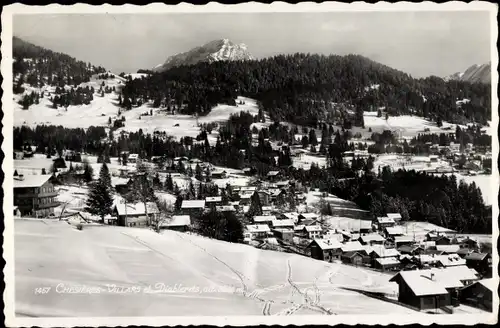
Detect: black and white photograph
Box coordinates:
(2, 2, 498, 326)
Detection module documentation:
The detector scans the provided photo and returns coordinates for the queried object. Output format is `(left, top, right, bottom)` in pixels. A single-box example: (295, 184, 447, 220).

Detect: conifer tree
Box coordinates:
(85, 163, 113, 223)
(83, 160, 94, 183)
(247, 192, 262, 218)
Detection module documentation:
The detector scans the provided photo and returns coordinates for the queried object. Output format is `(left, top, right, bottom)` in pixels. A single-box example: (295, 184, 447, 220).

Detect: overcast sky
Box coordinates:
(13, 11, 491, 77)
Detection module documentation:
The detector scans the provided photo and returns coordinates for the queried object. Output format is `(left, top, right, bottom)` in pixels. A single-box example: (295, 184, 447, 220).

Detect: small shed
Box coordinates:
(341, 251, 365, 266)
(374, 257, 401, 272)
(460, 279, 494, 312)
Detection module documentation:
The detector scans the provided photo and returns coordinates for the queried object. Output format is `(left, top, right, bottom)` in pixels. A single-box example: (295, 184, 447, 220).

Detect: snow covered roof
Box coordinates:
(304, 225, 322, 232)
(436, 245, 461, 254)
(261, 206, 273, 211)
(215, 205, 236, 212)
(376, 217, 395, 224)
(240, 186, 257, 192)
(477, 278, 495, 292)
(359, 233, 386, 243)
(389, 270, 450, 296)
(111, 177, 130, 187)
(294, 224, 305, 231)
(376, 257, 400, 266)
(370, 245, 400, 258)
(431, 267, 478, 285)
(246, 224, 271, 233)
(128, 153, 139, 159)
(394, 235, 415, 243)
(282, 212, 299, 221)
(267, 171, 280, 176)
(311, 239, 342, 250)
(350, 220, 373, 232)
(205, 196, 222, 202)
(385, 226, 405, 236)
(181, 200, 206, 209)
(239, 193, 253, 199)
(254, 215, 276, 223)
(341, 241, 364, 253)
(387, 213, 401, 220)
(271, 219, 294, 227)
(435, 254, 466, 267)
(323, 232, 345, 242)
(299, 213, 318, 219)
(161, 215, 191, 227)
(115, 202, 159, 216)
(419, 241, 436, 248)
(13, 174, 52, 188)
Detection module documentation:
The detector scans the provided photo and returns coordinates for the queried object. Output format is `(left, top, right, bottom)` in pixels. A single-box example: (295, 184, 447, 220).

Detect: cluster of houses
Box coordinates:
(13, 154, 494, 313)
(299, 212, 493, 312)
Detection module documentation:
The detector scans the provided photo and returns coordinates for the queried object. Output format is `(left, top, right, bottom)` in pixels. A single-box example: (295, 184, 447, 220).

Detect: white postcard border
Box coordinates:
(2, 2, 498, 326)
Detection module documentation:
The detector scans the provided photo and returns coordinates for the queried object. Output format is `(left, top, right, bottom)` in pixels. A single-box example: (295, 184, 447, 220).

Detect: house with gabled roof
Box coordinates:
(389, 270, 452, 310)
(464, 252, 492, 275)
(435, 254, 466, 268)
(460, 279, 494, 311)
(271, 219, 294, 229)
(114, 201, 160, 227)
(376, 216, 396, 230)
(307, 239, 343, 262)
(384, 226, 405, 238)
(244, 224, 271, 240)
(253, 215, 276, 225)
(160, 215, 191, 232)
(374, 257, 401, 272)
(386, 213, 402, 223)
(359, 233, 386, 246)
(341, 251, 366, 266)
(303, 225, 323, 239)
(14, 174, 59, 217)
(180, 200, 206, 216)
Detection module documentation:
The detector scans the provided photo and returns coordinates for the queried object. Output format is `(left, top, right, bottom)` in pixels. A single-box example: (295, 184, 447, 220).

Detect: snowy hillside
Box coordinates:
(361, 112, 461, 137)
(153, 39, 253, 72)
(15, 219, 416, 317)
(14, 71, 259, 142)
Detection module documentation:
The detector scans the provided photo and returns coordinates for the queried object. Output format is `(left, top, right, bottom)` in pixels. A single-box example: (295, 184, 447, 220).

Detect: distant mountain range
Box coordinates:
(445, 63, 491, 84)
(152, 39, 253, 72)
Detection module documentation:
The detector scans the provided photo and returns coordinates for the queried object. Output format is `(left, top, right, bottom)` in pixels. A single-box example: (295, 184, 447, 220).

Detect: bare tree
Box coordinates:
(152, 199, 174, 232)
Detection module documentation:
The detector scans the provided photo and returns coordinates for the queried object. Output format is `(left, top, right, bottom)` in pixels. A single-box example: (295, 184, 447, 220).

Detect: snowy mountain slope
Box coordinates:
(15, 219, 416, 317)
(153, 39, 253, 72)
(445, 63, 491, 84)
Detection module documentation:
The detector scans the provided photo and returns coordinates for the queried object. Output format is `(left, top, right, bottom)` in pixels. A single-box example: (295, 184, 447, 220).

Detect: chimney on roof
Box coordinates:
(430, 273, 435, 281)
(15, 174, 24, 181)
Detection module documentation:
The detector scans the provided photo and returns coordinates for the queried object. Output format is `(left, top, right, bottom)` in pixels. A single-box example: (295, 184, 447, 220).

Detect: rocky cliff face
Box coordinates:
(445, 63, 491, 84)
(153, 39, 253, 72)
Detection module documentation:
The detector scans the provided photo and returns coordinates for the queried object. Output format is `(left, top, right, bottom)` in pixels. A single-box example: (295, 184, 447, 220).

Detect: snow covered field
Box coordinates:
(399, 221, 456, 242)
(15, 219, 416, 317)
(373, 154, 453, 173)
(305, 191, 369, 221)
(293, 153, 327, 170)
(15, 154, 136, 180)
(360, 113, 462, 138)
(14, 74, 259, 142)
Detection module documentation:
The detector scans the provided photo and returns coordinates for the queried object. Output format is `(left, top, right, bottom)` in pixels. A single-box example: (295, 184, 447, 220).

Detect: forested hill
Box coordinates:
(13, 36, 106, 89)
(121, 53, 491, 126)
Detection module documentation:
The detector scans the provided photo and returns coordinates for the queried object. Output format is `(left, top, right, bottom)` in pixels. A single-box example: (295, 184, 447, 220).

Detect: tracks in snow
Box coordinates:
(284, 258, 335, 315)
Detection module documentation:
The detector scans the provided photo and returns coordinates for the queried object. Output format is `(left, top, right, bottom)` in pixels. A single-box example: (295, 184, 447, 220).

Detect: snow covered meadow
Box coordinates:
(14, 74, 259, 144)
(15, 218, 416, 317)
